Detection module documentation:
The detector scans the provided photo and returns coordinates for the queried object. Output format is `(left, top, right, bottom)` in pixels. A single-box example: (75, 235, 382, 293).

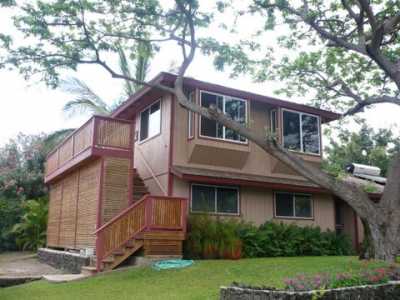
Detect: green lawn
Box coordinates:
(0, 256, 385, 300)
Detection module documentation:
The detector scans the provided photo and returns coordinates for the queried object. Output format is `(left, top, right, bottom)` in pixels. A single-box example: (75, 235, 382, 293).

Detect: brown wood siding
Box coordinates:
(46, 182, 63, 247)
(47, 159, 101, 250)
(75, 160, 101, 249)
(96, 119, 131, 149)
(58, 137, 74, 166)
(58, 172, 78, 248)
(101, 157, 130, 223)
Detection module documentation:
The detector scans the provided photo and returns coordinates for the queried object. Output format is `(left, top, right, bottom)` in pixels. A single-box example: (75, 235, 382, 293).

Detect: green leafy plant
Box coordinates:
(12, 197, 48, 250)
(238, 221, 354, 258)
(185, 214, 243, 259)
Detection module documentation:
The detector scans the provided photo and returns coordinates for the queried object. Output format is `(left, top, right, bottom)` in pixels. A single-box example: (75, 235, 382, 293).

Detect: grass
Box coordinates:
(0, 256, 386, 300)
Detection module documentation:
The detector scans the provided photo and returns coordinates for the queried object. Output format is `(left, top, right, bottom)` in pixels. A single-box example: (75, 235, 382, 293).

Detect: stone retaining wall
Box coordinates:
(38, 248, 90, 274)
(220, 281, 400, 300)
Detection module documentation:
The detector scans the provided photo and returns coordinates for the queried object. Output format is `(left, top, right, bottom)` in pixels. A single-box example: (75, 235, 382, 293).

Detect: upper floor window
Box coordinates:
(140, 100, 161, 142)
(191, 184, 239, 215)
(200, 91, 247, 143)
(282, 110, 320, 155)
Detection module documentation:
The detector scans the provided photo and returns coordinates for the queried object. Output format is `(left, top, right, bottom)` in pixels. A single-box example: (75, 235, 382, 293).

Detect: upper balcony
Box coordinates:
(45, 116, 133, 184)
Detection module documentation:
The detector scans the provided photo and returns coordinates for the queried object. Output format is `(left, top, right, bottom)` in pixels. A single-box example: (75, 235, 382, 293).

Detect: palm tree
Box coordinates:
(61, 42, 151, 118)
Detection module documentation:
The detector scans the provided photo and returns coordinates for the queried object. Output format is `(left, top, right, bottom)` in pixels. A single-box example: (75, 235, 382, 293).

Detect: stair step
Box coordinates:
(113, 250, 125, 256)
(102, 257, 115, 263)
(125, 240, 136, 248)
(81, 266, 97, 276)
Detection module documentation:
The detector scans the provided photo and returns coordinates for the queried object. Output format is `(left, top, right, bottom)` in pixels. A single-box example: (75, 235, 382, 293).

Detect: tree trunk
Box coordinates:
(368, 221, 399, 262)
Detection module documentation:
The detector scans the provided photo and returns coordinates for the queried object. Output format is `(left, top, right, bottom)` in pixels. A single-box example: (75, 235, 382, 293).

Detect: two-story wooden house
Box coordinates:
(43, 72, 363, 273)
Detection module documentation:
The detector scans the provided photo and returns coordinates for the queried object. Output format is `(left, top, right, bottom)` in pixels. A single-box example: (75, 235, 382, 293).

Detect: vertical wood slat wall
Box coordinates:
(101, 157, 131, 224)
(47, 160, 101, 249)
(46, 157, 132, 250)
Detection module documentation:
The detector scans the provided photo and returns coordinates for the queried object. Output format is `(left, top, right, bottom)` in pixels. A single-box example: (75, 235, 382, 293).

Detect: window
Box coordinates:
(200, 91, 247, 142)
(282, 110, 320, 154)
(191, 184, 239, 214)
(188, 92, 195, 139)
(140, 101, 161, 141)
(275, 192, 313, 218)
(270, 109, 277, 135)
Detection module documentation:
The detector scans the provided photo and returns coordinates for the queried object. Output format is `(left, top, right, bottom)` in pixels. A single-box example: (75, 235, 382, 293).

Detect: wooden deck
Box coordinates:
(44, 115, 133, 184)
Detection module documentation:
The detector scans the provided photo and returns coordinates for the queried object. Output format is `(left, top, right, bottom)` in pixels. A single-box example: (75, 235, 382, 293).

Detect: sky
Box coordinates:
(0, 2, 399, 147)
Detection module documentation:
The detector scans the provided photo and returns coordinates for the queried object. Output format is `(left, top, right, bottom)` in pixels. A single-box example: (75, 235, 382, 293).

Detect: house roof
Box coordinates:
(111, 72, 342, 123)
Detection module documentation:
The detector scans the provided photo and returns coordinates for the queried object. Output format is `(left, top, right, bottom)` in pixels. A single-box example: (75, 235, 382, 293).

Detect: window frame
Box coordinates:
(138, 99, 162, 143)
(188, 91, 195, 139)
(274, 192, 314, 220)
(270, 109, 277, 135)
(199, 90, 248, 144)
(281, 108, 321, 156)
(190, 183, 240, 216)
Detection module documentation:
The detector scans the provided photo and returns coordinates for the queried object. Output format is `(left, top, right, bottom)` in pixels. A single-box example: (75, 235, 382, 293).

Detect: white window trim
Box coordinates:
(199, 90, 248, 144)
(190, 183, 240, 215)
(138, 99, 162, 143)
(274, 192, 314, 219)
(281, 108, 321, 156)
(270, 109, 277, 134)
(188, 91, 194, 139)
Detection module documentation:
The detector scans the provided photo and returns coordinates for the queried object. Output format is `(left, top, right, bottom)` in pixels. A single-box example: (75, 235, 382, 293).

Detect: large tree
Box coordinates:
(1, 0, 400, 261)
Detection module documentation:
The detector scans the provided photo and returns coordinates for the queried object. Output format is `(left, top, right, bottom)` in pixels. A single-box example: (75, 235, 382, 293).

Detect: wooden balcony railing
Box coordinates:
(95, 195, 187, 271)
(44, 116, 133, 182)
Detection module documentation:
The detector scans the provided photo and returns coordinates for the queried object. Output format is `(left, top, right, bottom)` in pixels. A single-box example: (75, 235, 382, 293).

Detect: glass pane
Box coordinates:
(275, 193, 294, 217)
(301, 114, 320, 154)
(148, 102, 161, 138)
(192, 185, 215, 212)
(140, 109, 149, 141)
(201, 92, 217, 137)
(283, 111, 301, 151)
(217, 188, 238, 214)
(224, 98, 245, 141)
(295, 194, 312, 218)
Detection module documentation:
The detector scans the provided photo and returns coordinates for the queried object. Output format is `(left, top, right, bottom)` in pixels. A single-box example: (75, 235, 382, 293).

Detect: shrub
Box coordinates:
(0, 197, 22, 252)
(238, 221, 354, 258)
(11, 197, 48, 250)
(284, 266, 394, 291)
(185, 214, 243, 259)
(185, 218, 353, 259)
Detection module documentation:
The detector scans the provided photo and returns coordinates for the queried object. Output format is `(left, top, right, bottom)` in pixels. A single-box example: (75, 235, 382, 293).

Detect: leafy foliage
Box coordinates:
(12, 197, 48, 250)
(0, 131, 70, 251)
(185, 214, 243, 259)
(0, 198, 21, 251)
(185, 216, 353, 259)
(323, 119, 400, 176)
(284, 264, 400, 291)
(204, 1, 400, 115)
(239, 221, 353, 258)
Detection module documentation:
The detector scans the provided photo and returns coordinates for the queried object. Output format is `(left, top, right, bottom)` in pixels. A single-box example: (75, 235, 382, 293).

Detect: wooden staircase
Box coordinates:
(100, 238, 144, 271)
(85, 193, 187, 274)
(132, 169, 149, 201)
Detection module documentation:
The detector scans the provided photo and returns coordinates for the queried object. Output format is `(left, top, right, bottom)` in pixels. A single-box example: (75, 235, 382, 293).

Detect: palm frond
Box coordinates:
(117, 45, 136, 98)
(60, 77, 111, 118)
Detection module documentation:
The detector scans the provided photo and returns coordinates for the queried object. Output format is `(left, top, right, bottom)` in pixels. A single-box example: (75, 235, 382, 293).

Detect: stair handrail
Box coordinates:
(95, 194, 150, 235)
(95, 194, 150, 271)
